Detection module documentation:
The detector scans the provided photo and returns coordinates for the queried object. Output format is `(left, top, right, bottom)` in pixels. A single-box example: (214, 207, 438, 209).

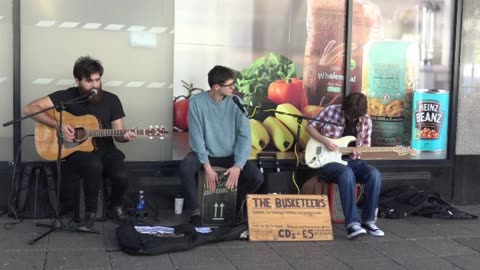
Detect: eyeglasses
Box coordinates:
(220, 82, 235, 88)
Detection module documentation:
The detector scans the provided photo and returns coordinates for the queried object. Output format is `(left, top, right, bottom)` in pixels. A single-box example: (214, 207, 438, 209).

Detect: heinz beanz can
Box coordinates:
(411, 89, 449, 152)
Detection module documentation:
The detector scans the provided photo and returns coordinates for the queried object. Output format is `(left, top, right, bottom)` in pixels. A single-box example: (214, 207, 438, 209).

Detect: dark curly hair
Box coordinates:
(207, 65, 235, 88)
(341, 92, 368, 119)
(73, 56, 104, 81)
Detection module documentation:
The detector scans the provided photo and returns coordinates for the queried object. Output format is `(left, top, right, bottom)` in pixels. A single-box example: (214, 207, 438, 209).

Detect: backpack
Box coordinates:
(12, 162, 58, 219)
(116, 221, 248, 255)
(378, 186, 477, 220)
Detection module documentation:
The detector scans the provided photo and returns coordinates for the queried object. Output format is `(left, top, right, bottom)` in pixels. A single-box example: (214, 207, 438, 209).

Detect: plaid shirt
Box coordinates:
(308, 105, 372, 147)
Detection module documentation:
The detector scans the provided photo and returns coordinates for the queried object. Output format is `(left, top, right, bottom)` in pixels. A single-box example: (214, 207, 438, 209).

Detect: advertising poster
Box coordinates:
(173, 0, 451, 159)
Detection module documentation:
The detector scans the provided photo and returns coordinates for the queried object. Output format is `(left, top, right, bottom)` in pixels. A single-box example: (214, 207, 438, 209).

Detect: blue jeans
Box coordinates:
(316, 159, 382, 228)
(179, 152, 264, 212)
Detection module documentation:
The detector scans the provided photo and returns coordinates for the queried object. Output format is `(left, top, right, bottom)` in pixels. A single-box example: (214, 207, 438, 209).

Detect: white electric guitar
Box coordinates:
(304, 136, 417, 168)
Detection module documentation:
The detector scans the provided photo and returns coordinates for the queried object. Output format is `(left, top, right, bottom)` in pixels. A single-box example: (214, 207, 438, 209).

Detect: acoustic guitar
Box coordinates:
(35, 110, 167, 160)
(304, 136, 417, 169)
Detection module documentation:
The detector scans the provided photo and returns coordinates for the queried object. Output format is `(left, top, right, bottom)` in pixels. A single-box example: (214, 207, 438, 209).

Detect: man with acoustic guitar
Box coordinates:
(23, 56, 136, 231)
(305, 92, 384, 239)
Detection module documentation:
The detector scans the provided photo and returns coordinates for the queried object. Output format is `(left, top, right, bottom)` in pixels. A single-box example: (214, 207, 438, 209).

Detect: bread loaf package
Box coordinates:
(362, 40, 419, 146)
(303, 0, 382, 107)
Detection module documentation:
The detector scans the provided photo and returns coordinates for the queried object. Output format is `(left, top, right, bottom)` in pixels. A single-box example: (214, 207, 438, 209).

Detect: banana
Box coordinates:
(262, 116, 294, 152)
(275, 103, 311, 149)
(249, 119, 270, 151)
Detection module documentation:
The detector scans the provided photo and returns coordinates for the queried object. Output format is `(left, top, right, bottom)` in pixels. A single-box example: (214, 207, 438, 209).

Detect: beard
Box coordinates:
(79, 84, 103, 104)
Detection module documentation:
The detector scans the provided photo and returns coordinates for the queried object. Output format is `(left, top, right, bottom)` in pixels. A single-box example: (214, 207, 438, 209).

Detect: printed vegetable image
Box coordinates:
(250, 119, 270, 151)
(235, 52, 296, 97)
(267, 78, 307, 111)
(173, 98, 189, 130)
(173, 81, 204, 131)
(275, 103, 310, 149)
(242, 93, 276, 122)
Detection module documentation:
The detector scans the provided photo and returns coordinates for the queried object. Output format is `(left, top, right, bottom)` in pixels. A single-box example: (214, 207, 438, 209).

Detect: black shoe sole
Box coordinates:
(347, 232, 366, 240)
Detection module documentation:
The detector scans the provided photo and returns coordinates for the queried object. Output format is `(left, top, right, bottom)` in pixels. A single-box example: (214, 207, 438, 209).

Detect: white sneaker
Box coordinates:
(346, 224, 367, 239)
(361, 223, 385, 237)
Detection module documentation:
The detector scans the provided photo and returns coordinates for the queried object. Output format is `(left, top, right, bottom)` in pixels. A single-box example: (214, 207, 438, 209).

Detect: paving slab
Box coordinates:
(444, 254, 480, 270)
(0, 220, 48, 250)
(235, 263, 295, 270)
(288, 255, 351, 270)
(45, 249, 111, 270)
(379, 219, 444, 239)
(271, 244, 331, 264)
(345, 259, 407, 270)
(374, 240, 435, 260)
(168, 246, 234, 269)
(393, 256, 462, 270)
(221, 246, 287, 266)
(425, 223, 480, 238)
(0, 250, 45, 270)
(411, 238, 478, 257)
(109, 250, 175, 270)
(323, 242, 388, 262)
(452, 237, 480, 252)
(47, 228, 106, 250)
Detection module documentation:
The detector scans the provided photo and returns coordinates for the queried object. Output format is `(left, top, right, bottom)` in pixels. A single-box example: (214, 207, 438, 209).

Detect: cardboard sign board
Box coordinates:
(198, 168, 237, 226)
(247, 194, 333, 241)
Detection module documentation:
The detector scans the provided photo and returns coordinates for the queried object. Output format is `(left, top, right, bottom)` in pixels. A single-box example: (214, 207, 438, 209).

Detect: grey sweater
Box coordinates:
(188, 91, 251, 169)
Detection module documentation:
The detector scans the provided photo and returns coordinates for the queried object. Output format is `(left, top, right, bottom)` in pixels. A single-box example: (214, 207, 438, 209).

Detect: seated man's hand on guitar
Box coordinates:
(123, 129, 137, 141)
(224, 166, 241, 190)
(205, 167, 219, 192)
(61, 125, 75, 142)
(325, 140, 338, 152)
(351, 147, 362, 160)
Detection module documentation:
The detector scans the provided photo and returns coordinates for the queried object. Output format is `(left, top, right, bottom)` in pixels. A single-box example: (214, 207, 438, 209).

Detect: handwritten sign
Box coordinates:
(247, 194, 333, 241)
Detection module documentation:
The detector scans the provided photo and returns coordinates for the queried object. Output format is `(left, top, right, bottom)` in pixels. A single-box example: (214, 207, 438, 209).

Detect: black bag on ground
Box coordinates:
(13, 162, 58, 219)
(257, 153, 296, 194)
(378, 186, 477, 220)
(116, 221, 248, 255)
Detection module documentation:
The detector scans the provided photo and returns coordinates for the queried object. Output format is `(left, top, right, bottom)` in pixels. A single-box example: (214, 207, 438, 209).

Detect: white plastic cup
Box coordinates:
(174, 195, 184, 215)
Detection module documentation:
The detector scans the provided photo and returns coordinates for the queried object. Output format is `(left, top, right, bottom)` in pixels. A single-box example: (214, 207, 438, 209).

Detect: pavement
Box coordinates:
(1, 205, 480, 270)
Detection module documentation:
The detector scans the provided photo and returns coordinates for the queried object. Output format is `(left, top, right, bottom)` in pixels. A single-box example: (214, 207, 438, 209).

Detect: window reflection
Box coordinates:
(351, 0, 453, 159)
(0, 0, 13, 161)
(20, 0, 174, 161)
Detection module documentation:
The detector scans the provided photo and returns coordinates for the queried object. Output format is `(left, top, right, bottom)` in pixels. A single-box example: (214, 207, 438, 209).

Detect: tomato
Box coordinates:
(267, 78, 306, 110)
(173, 98, 189, 130)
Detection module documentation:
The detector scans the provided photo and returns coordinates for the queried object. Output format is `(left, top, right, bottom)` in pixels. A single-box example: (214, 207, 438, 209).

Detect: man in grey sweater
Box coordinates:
(179, 65, 264, 226)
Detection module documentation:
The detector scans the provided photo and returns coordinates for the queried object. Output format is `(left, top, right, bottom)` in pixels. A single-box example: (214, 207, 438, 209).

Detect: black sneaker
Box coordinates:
(78, 212, 96, 231)
(346, 224, 367, 239)
(361, 223, 385, 237)
(189, 214, 202, 226)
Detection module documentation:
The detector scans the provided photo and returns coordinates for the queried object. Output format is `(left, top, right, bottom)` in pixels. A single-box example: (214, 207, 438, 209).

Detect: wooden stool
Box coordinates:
(197, 166, 237, 226)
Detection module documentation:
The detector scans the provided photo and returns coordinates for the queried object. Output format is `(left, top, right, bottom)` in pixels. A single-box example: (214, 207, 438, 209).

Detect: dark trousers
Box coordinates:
(180, 152, 264, 211)
(66, 143, 128, 213)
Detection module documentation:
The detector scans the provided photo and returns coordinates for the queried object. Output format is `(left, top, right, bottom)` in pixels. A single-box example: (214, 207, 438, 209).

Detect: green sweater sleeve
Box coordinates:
(188, 97, 209, 164)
